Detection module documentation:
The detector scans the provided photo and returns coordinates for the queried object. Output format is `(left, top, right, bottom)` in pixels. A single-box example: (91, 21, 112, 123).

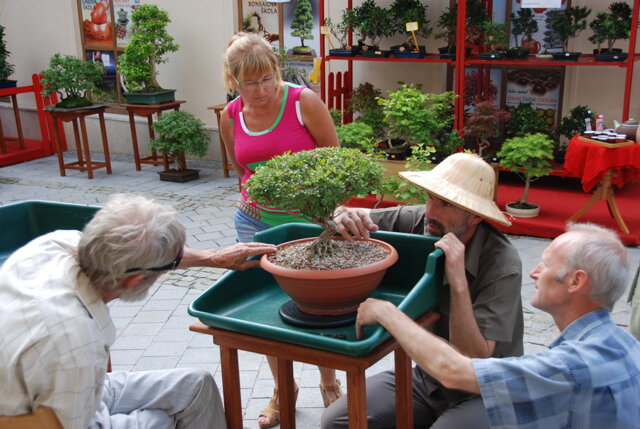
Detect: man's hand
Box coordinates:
(355, 298, 392, 339)
(334, 207, 378, 241)
(181, 243, 277, 271)
(434, 233, 467, 293)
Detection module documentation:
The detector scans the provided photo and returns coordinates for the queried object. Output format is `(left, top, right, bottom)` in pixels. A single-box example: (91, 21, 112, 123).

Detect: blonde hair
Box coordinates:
(223, 32, 282, 92)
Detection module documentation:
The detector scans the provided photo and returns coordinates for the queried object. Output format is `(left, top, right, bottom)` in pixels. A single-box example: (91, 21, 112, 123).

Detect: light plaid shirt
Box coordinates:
(0, 231, 115, 429)
(473, 309, 640, 429)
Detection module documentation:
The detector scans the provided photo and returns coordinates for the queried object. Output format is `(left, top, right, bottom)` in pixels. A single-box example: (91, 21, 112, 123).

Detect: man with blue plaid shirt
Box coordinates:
(354, 223, 640, 429)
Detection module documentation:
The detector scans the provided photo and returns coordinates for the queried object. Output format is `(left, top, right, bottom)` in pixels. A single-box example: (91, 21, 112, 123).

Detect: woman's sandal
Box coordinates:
(258, 386, 299, 429)
(319, 379, 343, 408)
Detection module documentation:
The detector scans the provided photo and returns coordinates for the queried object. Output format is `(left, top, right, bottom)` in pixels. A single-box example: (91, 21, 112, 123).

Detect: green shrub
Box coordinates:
(41, 53, 104, 108)
(336, 122, 377, 152)
(149, 111, 209, 171)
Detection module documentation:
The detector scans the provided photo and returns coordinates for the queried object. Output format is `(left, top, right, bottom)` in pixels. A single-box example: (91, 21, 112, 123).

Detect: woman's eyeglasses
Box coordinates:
(236, 75, 277, 91)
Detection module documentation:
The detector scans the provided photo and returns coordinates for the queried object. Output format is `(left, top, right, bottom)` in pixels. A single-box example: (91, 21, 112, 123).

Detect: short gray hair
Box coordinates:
(77, 194, 186, 294)
(558, 223, 630, 311)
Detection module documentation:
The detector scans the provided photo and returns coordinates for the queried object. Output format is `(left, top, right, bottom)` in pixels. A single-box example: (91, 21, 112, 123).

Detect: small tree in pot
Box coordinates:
(41, 53, 104, 108)
(510, 8, 539, 57)
(149, 111, 209, 182)
(0, 24, 16, 88)
(546, 6, 591, 60)
(497, 133, 555, 218)
(479, 21, 508, 59)
(588, 2, 633, 61)
(353, 0, 394, 54)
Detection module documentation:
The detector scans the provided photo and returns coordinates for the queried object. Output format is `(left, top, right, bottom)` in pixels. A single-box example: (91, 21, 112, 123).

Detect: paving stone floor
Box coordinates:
(1, 153, 638, 428)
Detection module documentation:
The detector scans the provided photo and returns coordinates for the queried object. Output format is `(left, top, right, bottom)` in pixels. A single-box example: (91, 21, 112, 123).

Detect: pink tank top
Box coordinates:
(227, 83, 317, 225)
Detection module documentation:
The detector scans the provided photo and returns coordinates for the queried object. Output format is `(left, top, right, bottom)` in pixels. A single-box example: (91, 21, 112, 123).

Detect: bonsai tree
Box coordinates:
(557, 105, 595, 152)
(505, 103, 551, 138)
(149, 111, 209, 172)
(118, 4, 179, 93)
(434, 6, 457, 52)
(389, 0, 432, 51)
(465, 0, 490, 50)
(546, 6, 591, 53)
(588, 2, 633, 54)
(352, 0, 394, 48)
(41, 53, 104, 108)
(511, 8, 538, 55)
(497, 133, 554, 210)
(377, 83, 456, 150)
(244, 147, 383, 256)
(290, 0, 314, 54)
(463, 99, 511, 156)
(347, 82, 385, 139)
(335, 122, 377, 152)
(0, 24, 15, 84)
(323, 17, 349, 50)
(481, 21, 508, 53)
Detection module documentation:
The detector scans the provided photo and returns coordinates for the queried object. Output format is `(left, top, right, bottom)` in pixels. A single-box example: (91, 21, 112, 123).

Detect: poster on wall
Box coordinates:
(282, 0, 321, 95)
(510, 0, 566, 53)
(238, 0, 282, 47)
(79, 0, 115, 47)
(505, 68, 563, 128)
(113, 0, 141, 48)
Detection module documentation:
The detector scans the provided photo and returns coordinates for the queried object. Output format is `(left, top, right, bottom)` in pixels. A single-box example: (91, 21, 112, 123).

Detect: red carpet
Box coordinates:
(349, 172, 640, 245)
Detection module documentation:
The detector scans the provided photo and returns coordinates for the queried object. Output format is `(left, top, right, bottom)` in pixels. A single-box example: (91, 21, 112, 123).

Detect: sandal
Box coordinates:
(319, 379, 343, 407)
(258, 386, 299, 428)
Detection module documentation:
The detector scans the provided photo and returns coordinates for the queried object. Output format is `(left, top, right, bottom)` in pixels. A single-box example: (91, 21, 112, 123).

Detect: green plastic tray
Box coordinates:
(189, 223, 443, 357)
(0, 201, 100, 265)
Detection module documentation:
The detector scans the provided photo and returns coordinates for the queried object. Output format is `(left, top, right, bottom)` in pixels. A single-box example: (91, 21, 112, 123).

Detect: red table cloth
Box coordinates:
(563, 135, 640, 192)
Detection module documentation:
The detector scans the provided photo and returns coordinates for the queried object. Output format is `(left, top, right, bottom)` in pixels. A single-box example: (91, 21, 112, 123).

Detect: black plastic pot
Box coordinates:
(552, 52, 581, 62)
(594, 51, 628, 62)
(479, 51, 505, 60)
(329, 49, 355, 57)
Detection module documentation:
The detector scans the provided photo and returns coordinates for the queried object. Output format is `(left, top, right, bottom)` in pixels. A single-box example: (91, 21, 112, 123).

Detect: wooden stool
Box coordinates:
(207, 103, 233, 178)
(122, 100, 185, 171)
(47, 105, 112, 179)
(0, 93, 26, 154)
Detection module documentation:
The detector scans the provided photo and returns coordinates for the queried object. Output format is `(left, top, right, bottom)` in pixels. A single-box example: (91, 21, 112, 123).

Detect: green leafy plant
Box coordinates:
(0, 24, 14, 82)
(329, 108, 342, 127)
(118, 4, 179, 93)
(434, 6, 457, 48)
(389, 0, 432, 50)
(245, 147, 384, 256)
(377, 83, 456, 149)
(465, 0, 490, 47)
(481, 21, 508, 52)
(352, 0, 394, 47)
(558, 105, 595, 142)
(497, 133, 554, 208)
(546, 6, 591, 52)
(511, 8, 539, 48)
(347, 82, 385, 139)
(290, 0, 314, 53)
(149, 111, 209, 172)
(588, 2, 633, 53)
(41, 53, 104, 108)
(463, 100, 511, 156)
(505, 103, 551, 138)
(336, 122, 377, 152)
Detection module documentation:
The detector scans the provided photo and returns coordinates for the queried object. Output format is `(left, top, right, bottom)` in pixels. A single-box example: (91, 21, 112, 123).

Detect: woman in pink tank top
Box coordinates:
(220, 33, 340, 428)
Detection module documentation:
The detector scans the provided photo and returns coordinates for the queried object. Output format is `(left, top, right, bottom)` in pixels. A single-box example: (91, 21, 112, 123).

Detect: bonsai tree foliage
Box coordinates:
(377, 83, 456, 149)
(463, 99, 511, 156)
(511, 8, 539, 48)
(505, 103, 551, 138)
(389, 0, 432, 50)
(497, 133, 554, 208)
(557, 105, 595, 150)
(149, 111, 209, 172)
(118, 4, 179, 93)
(353, 0, 394, 48)
(290, 0, 314, 53)
(434, 6, 457, 49)
(347, 82, 385, 139)
(546, 6, 592, 52)
(244, 147, 383, 256)
(336, 122, 377, 152)
(0, 24, 15, 83)
(588, 2, 633, 53)
(465, 0, 490, 48)
(481, 21, 508, 52)
(41, 53, 104, 108)
(323, 17, 349, 50)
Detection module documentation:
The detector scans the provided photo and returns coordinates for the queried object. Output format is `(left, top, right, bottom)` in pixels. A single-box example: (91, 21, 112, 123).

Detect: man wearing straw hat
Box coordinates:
(323, 153, 523, 428)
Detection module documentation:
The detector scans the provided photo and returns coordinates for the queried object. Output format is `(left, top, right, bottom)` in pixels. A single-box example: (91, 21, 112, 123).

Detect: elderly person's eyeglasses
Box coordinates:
(236, 75, 277, 91)
(125, 249, 184, 273)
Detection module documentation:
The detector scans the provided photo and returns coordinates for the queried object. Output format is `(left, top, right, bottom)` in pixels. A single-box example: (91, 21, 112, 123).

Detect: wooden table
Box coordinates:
(564, 136, 640, 234)
(0, 93, 25, 154)
(122, 100, 185, 171)
(47, 105, 111, 179)
(190, 312, 439, 429)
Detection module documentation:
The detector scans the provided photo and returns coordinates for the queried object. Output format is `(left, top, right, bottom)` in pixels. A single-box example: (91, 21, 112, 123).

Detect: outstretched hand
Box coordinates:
(181, 242, 277, 271)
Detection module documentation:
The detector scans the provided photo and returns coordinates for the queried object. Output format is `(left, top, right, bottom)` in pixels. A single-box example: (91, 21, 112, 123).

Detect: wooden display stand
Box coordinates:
(47, 105, 112, 179)
(207, 103, 233, 178)
(122, 100, 185, 171)
(190, 312, 439, 429)
(0, 93, 25, 154)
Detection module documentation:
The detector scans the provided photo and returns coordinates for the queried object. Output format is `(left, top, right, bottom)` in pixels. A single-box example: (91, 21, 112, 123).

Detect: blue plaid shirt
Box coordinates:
(473, 309, 640, 429)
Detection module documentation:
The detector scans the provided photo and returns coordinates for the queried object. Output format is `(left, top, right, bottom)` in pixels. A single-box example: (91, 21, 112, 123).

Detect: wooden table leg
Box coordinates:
(604, 183, 630, 234)
(276, 358, 296, 429)
(220, 346, 243, 429)
(395, 348, 413, 428)
(346, 369, 367, 429)
(79, 117, 94, 179)
(98, 112, 112, 174)
(128, 111, 142, 171)
(11, 94, 25, 150)
(71, 120, 84, 169)
(0, 116, 6, 153)
(51, 118, 66, 176)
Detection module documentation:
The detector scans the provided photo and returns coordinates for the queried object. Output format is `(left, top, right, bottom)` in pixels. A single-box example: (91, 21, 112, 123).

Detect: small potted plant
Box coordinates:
(556, 104, 595, 161)
(463, 99, 511, 157)
(509, 8, 538, 58)
(41, 53, 104, 109)
(389, 0, 431, 58)
(148, 110, 209, 182)
(504, 103, 551, 139)
(589, 2, 632, 61)
(290, 0, 314, 55)
(347, 82, 386, 139)
(244, 147, 397, 316)
(324, 17, 353, 57)
(479, 21, 508, 60)
(497, 133, 555, 218)
(546, 6, 591, 61)
(0, 24, 16, 88)
(353, 0, 394, 57)
(434, 6, 457, 59)
(118, 4, 179, 104)
(336, 121, 377, 152)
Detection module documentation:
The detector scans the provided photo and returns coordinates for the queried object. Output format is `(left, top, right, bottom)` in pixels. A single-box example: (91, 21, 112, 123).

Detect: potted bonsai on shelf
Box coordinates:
(546, 6, 591, 61)
(290, 0, 314, 55)
(244, 147, 397, 316)
(479, 21, 508, 60)
(352, 0, 394, 57)
(0, 24, 16, 88)
(389, 0, 431, 58)
(323, 17, 353, 57)
(509, 8, 539, 58)
(148, 110, 209, 182)
(41, 53, 104, 109)
(118, 4, 179, 104)
(588, 2, 633, 61)
(497, 133, 555, 218)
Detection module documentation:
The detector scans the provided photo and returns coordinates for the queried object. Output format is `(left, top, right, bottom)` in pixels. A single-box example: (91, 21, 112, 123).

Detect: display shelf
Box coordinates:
(325, 54, 454, 64)
(465, 54, 632, 67)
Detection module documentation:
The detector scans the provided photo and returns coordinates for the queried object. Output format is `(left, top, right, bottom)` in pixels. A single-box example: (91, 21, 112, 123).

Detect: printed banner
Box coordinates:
(113, 0, 141, 48)
(80, 0, 115, 47)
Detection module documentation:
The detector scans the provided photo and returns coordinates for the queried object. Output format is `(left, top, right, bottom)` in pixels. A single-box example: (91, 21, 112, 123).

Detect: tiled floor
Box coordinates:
(1, 153, 637, 428)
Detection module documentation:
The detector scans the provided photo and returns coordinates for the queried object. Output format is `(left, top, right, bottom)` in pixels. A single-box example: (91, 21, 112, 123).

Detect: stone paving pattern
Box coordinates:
(1, 154, 637, 428)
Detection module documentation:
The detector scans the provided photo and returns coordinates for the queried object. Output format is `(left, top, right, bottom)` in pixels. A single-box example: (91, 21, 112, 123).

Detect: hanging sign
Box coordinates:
(521, 0, 561, 8)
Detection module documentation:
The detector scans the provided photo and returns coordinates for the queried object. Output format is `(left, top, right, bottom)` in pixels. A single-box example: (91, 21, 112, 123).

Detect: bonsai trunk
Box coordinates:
(520, 175, 531, 204)
(308, 220, 338, 257)
(149, 57, 160, 90)
(173, 151, 186, 171)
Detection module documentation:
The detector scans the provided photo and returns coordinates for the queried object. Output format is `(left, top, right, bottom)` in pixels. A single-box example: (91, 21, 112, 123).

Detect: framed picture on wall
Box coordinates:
(78, 0, 115, 48)
(113, 0, 141, 48)
(237, 0, 283, 48)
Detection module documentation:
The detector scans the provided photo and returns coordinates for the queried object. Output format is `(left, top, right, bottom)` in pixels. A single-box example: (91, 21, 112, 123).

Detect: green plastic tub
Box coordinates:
(189, 223, 444, 357)
(0, 201, 100, 265)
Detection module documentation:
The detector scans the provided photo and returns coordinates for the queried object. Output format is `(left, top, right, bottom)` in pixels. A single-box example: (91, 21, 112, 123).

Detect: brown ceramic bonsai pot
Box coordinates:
(260, 236, 398, 316)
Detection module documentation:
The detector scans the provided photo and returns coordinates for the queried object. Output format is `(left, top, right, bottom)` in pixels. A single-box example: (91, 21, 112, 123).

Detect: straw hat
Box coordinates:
(399, 153, 511, 226)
